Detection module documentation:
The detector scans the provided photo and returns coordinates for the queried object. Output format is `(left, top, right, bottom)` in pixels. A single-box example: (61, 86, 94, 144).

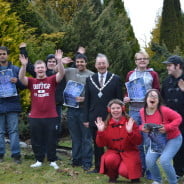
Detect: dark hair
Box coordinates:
(75, 53, 87, 62)
(144, 89, 163, 122)
(105, 99, 129, 126)
(174, 62, 184, 70)
(0, 46, 9, 53)
(45, 54, 56, 63)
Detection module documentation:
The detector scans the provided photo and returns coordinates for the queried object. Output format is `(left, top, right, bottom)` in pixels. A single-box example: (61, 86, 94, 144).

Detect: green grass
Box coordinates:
(0, 139, 183, 184)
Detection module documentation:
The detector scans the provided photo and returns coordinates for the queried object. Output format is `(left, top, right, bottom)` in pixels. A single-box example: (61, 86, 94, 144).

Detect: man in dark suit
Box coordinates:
(83, 53, 123, 173)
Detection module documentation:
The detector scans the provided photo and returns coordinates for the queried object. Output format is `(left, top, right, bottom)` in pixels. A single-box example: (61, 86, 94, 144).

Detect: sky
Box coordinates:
(123, 0, 184, 48)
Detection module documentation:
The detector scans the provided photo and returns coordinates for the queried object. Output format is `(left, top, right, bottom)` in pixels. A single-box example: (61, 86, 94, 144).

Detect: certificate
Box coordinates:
(63, 80, 84, 108)
(0, 69, 18, 98)
(125, 77, 146, 102)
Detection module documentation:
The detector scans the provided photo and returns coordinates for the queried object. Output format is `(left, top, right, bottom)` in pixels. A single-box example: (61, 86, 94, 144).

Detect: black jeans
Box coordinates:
(90, 125, 104, 171)
(29, 118, 58, 162)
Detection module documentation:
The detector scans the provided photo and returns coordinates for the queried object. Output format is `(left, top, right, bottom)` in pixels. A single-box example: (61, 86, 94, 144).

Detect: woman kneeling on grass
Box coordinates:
(140, 89, 182, 184)
(95, 99, 142, 183)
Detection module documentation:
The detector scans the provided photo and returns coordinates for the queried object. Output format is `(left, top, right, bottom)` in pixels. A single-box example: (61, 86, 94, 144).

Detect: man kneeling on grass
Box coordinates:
(19, 50, 65, 169)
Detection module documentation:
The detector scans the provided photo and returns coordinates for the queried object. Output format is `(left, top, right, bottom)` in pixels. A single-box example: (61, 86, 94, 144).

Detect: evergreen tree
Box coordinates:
(91, 0, 103, 15)
(62, 0, 139, 82)
(61, 0, 98, 55)
(48, 0, 86, 22)
(160, 0, 184, 52)
(8, 0, 64, 34)
(0, 0, 35, 109)
(89, 0, 139, 82)
(0, 0, 33, 63)
(146, 16, 161, 58)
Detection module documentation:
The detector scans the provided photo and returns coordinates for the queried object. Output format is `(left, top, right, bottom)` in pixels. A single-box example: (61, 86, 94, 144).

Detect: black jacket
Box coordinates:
(161, 74, 184, 117)
(84, 72, 123, 126)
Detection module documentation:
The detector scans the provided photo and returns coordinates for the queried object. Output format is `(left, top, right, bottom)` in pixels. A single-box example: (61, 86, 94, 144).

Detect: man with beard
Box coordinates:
(162, 55, 184, 180)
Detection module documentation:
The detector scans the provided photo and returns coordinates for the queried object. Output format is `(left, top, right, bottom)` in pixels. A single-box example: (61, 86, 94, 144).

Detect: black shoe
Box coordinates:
(108, 178, 117, 183)
(83, 165, 91, 171)
(87, 168, 99, 174)
(71, 163, 82, 167)
(13, 157, 21, 164)
(131, 178, 140, 183)
(0, 157, 4, 163)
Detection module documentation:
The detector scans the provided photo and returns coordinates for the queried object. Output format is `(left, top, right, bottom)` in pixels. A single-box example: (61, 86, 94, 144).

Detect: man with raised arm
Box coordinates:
(19, 50, 64, 169)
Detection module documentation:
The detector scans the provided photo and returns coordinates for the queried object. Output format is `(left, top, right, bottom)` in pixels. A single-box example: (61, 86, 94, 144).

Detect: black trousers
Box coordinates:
(173, 128, 184, 176)
(90, 125, 104, 171)
(29, 118, 58, 162)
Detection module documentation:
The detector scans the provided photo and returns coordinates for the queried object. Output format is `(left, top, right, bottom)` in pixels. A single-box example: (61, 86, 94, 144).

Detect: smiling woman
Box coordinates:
(140, 89, 183, 184)
(95, 99, 142, 183)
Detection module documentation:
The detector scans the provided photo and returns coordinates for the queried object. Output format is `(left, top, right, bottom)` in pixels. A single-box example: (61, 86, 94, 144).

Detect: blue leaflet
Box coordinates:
(148, 131, 167, 154)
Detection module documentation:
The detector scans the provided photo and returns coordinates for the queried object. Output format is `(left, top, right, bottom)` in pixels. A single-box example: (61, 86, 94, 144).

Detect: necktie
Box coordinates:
(99, 74, 104, 87)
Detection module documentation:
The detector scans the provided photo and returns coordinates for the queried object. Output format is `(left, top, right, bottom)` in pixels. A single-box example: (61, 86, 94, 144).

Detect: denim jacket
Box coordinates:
(0, 62, 25, 113)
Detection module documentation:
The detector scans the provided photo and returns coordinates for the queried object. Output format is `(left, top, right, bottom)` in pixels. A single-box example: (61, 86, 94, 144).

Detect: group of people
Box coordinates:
(0, 45, 184, 184)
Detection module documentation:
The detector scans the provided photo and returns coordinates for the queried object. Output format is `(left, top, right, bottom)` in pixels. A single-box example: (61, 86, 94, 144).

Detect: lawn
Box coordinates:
(0, 137, 183, 184)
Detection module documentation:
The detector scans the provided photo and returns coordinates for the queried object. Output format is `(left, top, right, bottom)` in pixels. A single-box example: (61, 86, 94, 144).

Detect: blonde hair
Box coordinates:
(134, 51, 149, 60)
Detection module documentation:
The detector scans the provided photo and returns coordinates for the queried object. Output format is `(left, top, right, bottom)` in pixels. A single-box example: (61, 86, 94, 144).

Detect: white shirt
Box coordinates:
(98, 71, 107, 86)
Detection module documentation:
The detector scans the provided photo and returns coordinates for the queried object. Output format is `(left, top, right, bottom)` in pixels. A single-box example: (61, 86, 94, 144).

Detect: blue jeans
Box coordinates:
(129, 109, 146, 167)
(146, 134, 182, 184)
(129, 109, 142, 126)
(0, 113, 21, 157)
(67, 108, 92, 167)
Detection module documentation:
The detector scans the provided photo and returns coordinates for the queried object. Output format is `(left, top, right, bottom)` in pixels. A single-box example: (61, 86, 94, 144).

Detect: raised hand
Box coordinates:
(55, 49, 63, 61)
(178, 79, 184, 92)
(62, 57, 73, 64)
(95, 117, 105, 132)
(19, 54, 28, 66)
(126, 117, 134, 133)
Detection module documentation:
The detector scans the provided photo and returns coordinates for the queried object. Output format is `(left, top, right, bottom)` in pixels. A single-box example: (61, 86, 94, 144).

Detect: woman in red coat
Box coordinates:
(95, 99, 142, 183)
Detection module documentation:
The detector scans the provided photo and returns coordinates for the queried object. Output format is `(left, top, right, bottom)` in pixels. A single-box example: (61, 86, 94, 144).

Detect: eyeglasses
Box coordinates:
(0, 53, 7, 56)
(148, 94, 158, 99)
(136, 58, 149, 61)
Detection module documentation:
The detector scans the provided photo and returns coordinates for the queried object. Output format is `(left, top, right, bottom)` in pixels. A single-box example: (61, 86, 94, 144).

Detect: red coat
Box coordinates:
(96, 116, 142, 179)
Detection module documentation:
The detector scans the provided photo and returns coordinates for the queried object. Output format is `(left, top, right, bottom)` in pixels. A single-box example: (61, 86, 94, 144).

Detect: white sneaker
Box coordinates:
(50, 161, 59, 170)
(152, 181, 162, 184)
(30, 161, 42, 168)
